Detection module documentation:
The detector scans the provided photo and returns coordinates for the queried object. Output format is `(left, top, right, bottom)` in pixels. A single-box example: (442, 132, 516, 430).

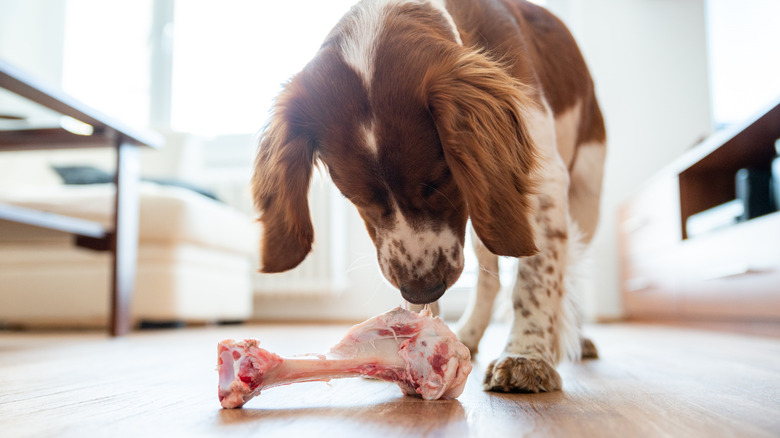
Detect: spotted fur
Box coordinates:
(251, 0, 606, 394)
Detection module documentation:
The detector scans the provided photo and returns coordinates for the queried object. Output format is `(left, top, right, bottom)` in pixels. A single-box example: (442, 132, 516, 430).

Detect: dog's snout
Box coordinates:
(400, 281, 446, 305)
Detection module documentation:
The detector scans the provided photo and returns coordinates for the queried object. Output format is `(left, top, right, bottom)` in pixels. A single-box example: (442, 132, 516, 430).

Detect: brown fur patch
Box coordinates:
(426, 47, 539, 258)
(546, 229, 568, 240)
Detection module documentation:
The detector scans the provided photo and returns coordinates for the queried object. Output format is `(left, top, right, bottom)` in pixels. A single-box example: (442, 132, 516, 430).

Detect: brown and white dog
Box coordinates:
(251, 0, 605, 393)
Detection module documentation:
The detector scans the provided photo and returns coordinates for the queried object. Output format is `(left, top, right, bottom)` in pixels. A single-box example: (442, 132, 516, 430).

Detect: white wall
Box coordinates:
(0, 1, 65, 86)
(706, 0, 780, 126)
(0, 1, 99, 190)
(547, 0, 712, 319)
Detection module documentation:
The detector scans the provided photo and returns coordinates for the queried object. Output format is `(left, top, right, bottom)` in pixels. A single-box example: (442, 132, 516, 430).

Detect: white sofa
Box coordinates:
(0, 183, 255, 328)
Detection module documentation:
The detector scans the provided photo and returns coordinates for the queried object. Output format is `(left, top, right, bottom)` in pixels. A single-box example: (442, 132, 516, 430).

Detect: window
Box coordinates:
(62, 0, 153, 129)
(170, 1, 356, 136)
(60, 1, 358, 136)
(706, 0, 780, 127)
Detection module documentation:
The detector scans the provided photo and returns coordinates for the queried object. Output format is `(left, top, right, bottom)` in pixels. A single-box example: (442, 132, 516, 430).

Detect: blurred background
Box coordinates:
(0, 0, 778, 326)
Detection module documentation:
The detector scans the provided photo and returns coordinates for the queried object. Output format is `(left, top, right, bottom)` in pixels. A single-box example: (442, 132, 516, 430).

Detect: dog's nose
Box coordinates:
(400, 281, 446, 305)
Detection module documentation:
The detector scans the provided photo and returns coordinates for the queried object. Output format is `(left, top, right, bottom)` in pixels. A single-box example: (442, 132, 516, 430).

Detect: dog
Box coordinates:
(251, 0, 605, 393)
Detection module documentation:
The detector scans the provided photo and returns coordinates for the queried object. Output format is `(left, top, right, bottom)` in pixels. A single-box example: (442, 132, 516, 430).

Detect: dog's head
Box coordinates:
(251, 2, 538, 304)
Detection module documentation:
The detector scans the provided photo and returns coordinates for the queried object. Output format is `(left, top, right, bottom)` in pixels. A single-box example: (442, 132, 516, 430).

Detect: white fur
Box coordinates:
(362, 121, 379, 155)
(557, 218, 587, 362)
(526, 103, 563, 164)
(340, 0, 462, 89)
(554, 100, 583, 166)
(568, 142, 607, 241)
(339, 0, 392, 89)
(376, 205, 463, 286)
(427, 0, 463, 45)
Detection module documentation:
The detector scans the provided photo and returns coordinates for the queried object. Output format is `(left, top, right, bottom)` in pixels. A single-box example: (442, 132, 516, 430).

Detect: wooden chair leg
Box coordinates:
(110, 140, 141, 337)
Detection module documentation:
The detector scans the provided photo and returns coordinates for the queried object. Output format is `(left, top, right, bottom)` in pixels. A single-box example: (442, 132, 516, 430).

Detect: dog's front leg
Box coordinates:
(455, 227, 501, 355)
(483, 243, 567, 393)
(483, 105, 577, 392)
(483, 191, 572, 392)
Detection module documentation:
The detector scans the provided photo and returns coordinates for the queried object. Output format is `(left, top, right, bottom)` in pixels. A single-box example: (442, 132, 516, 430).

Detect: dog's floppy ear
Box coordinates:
(251, 80, 316, 273)
(427, 50, 539, 257)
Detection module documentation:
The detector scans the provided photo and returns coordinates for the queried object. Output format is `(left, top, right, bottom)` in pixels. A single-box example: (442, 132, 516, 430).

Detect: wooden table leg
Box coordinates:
(110, 139, 141, 336)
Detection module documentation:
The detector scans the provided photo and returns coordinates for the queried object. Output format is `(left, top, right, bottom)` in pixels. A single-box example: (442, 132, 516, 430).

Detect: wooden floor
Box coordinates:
(1, 321, 779, 438)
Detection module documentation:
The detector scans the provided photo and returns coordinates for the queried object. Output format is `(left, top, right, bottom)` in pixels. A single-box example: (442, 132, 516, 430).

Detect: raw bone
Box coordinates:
(217, 307, 472, 408)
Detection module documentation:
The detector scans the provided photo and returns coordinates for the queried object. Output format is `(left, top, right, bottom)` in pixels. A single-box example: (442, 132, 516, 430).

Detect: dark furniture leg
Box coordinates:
(110, 139, 141, 336)
(1, 59, 161, 336)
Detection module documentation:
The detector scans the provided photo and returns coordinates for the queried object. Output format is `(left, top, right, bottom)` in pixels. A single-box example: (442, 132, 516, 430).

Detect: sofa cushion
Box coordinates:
(0, 242, 252, 325)
(51, 164, 220, 200)
(0, 184, 256, 255)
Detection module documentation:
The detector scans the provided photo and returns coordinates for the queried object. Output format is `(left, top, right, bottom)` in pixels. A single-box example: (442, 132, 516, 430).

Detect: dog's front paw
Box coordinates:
(580, 337, 599, 360)
(483, 355, 561, 393)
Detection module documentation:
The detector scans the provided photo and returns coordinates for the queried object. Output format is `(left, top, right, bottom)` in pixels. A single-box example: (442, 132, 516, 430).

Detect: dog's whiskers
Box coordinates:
(478, 264, 500, 280)
(421, 183, 459, 213)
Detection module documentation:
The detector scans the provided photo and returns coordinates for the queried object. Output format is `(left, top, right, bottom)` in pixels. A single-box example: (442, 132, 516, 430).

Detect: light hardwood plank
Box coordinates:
(0, 323, 778, 437)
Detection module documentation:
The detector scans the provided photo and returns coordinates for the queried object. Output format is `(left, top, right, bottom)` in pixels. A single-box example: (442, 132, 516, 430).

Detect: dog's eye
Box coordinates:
(421, 183, 437, 199)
